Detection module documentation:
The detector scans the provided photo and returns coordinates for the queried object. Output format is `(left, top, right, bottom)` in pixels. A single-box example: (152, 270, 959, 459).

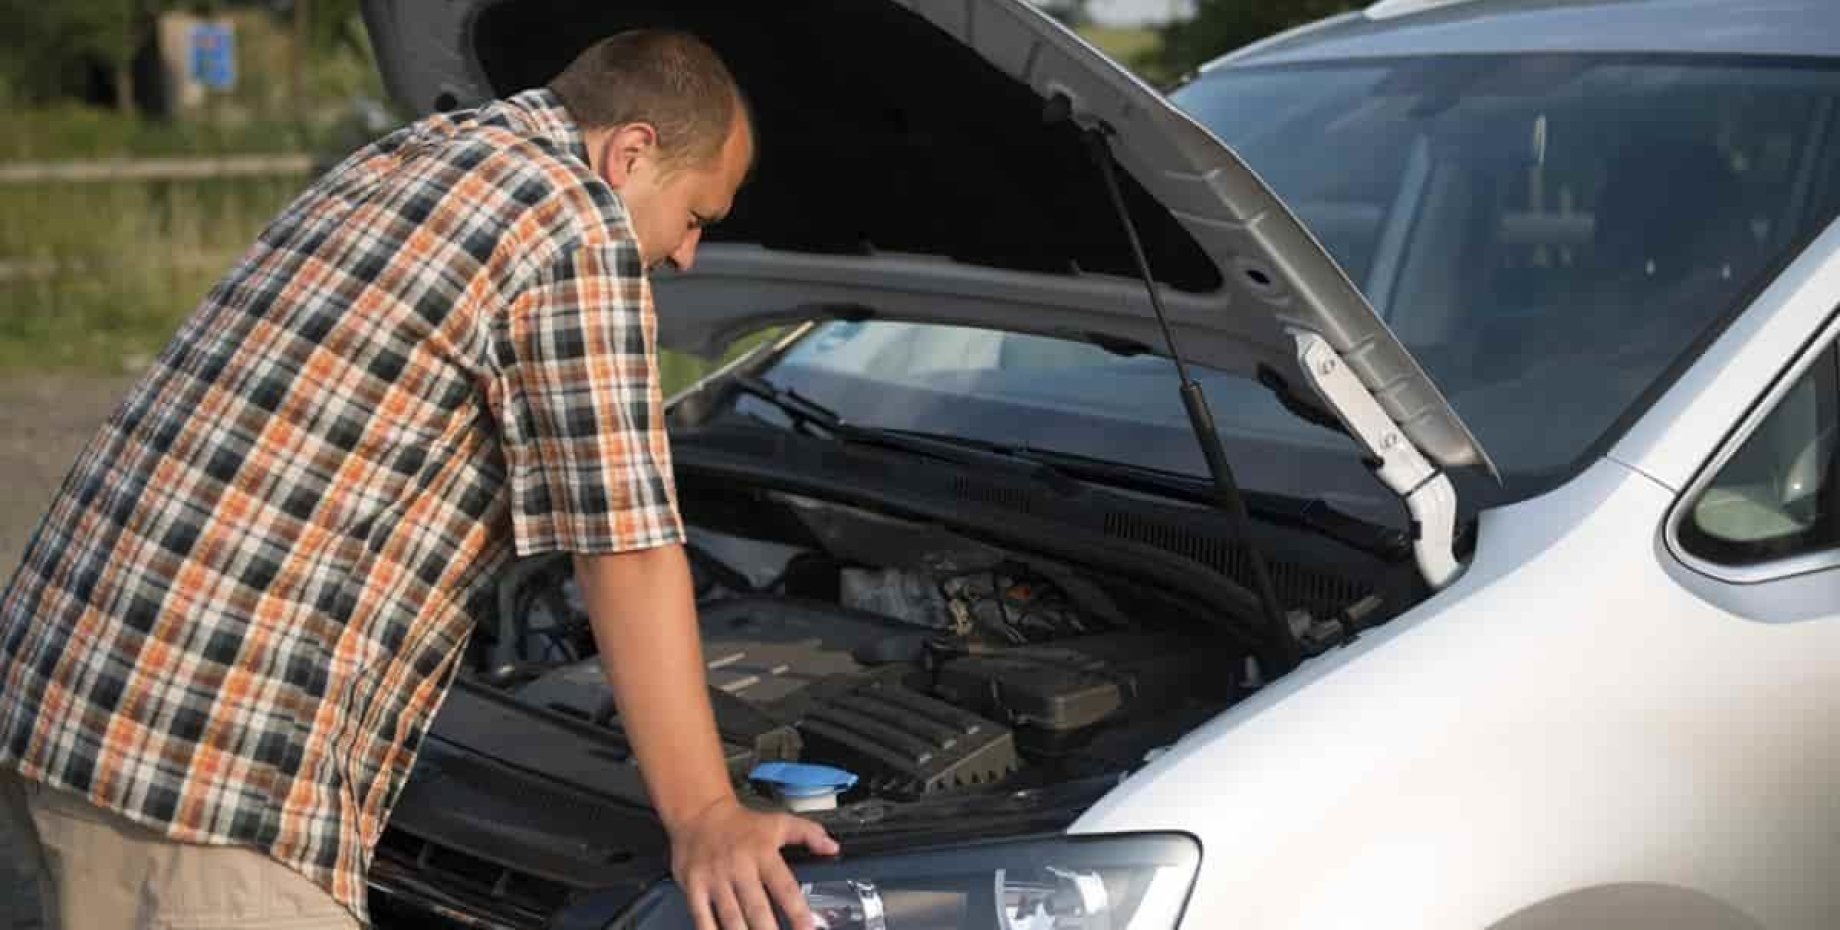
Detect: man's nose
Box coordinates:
(670, 229, 702, 273)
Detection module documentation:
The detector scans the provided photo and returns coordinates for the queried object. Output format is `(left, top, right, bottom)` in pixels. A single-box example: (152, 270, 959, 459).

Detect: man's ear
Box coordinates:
(597, 122, 660, 189)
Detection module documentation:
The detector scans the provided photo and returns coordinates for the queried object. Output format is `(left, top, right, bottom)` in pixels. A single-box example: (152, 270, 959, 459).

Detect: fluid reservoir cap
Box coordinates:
(749, 762, 858, 811)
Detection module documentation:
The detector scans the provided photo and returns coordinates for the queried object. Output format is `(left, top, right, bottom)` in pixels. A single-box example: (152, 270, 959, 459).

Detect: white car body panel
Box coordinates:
(1071, 217, 1840, 928)
(1076, 454, 1840, 928)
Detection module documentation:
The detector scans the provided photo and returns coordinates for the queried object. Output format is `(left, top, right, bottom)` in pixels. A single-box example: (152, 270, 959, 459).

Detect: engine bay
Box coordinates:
(374, 466, 1410, 926)
(461, 486, 1374, 814)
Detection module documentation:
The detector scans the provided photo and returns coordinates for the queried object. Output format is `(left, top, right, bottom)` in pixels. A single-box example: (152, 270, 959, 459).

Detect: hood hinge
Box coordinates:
(1292, 331, 1465, 589)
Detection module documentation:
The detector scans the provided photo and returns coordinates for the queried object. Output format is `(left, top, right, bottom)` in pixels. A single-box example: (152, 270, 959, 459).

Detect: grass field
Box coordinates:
(0, 176, 293, 371)
(0, 107, 324, 163)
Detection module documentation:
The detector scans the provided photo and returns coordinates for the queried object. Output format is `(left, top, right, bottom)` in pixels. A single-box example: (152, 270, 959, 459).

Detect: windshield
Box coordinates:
(748, 321, 1389, 517)
(1176, 54, 1840, 480)
(745, 55, 1840, 507)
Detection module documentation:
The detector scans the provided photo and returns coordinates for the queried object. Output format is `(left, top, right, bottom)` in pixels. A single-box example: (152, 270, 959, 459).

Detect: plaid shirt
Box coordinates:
(0, 89, 683, 923)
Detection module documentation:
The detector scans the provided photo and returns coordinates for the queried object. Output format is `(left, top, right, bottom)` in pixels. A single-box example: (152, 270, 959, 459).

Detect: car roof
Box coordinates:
(1208, 0, 1840, 70)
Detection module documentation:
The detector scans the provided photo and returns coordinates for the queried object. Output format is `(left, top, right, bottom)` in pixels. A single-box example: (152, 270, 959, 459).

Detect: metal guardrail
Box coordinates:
(0, 154, 314, 185)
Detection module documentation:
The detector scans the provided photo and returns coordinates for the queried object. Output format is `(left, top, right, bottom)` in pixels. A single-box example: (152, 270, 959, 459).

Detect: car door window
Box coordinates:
(1679, 344, 1839, 566)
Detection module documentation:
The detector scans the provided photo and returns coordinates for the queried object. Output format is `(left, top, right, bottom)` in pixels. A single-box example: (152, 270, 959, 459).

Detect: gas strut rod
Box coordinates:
(1081, 125, 1302, 672)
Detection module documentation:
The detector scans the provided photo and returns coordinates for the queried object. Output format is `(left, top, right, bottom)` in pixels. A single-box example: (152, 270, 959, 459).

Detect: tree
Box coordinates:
(1150, 0, 1359, 84)
(0, 0, 161, 109)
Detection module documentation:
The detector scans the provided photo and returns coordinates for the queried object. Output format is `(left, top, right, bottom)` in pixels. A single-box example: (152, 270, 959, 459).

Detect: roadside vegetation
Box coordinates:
(0, 107, 325, 162)
(1, 0, 383, 373)
(0, 175, 294, 371)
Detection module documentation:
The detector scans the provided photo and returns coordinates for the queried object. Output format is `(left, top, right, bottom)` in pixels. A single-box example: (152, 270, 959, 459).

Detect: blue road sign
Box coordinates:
(189, 23, 237, 91)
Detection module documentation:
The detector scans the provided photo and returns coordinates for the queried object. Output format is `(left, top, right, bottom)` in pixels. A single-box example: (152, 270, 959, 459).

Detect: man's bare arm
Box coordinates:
(574, 547, 838, 930)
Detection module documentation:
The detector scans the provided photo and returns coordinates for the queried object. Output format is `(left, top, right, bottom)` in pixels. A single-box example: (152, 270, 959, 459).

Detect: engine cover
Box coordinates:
(799, 675, 1018, 796)
(511, 596, 1020, 798)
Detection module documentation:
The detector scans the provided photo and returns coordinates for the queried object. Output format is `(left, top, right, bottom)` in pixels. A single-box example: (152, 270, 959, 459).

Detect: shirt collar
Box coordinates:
(503, 87, 592, 168)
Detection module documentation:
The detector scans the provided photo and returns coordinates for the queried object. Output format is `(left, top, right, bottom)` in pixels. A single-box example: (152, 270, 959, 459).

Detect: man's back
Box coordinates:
(0, 89, 676, 923)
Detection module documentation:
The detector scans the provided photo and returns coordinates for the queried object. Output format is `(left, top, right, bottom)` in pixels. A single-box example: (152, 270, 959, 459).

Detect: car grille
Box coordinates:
(1100, 510, 1371, 615)
(369, 828, 569, 929)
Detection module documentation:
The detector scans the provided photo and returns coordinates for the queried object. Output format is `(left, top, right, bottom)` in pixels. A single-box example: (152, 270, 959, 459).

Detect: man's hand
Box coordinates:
(668, 795, 840, 930)
(572, 547, 842, 930)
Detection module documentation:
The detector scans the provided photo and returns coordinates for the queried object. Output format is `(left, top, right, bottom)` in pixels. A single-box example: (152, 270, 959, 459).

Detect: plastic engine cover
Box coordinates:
(799, 676, 1019, 796)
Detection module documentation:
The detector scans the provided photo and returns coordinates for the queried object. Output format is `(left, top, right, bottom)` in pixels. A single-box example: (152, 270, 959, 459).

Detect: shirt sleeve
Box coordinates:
(490, 237, 684, 557)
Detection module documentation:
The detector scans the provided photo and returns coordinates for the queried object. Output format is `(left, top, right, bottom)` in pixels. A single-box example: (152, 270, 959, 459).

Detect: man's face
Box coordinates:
(594, 117, 752, 273)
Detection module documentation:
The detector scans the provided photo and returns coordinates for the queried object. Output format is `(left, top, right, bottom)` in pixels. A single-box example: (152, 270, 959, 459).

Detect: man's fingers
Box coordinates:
(735, 868, 780, 930)
(668, 805, 836, 930)
(781, 814, 840, 856)
(684, 875, 719, 930)
(713, 880, 748, 930)
(763, 856, 814, 930)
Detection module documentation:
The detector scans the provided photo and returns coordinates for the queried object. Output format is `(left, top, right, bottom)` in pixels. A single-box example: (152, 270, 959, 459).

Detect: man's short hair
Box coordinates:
(547, 29, 747, 171)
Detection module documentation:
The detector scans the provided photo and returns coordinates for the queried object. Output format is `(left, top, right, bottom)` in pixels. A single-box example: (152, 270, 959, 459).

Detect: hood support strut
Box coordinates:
(1080, 114, 1302, 673)
(1293, 332, 1465, 589)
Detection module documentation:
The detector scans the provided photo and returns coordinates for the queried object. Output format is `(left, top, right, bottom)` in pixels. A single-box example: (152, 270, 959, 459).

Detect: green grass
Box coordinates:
(661, 350, 728, 395)
(0, 106, 323, 163)
(0, 176, 298, 371)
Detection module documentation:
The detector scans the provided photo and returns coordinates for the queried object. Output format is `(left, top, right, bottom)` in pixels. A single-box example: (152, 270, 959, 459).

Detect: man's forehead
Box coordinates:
(723, 114, 755, 183)
(700, 120, 754, 217)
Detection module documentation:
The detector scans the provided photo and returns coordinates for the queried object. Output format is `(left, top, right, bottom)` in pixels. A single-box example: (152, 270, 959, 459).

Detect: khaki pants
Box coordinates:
(0, 771, 358, 929)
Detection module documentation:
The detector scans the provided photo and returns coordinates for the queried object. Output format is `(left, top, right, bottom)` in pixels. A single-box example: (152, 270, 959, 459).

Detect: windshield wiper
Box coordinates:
(728, 374, 1064, 478)
(731, 374, 1400, 598)
(729, 374, 841, 435)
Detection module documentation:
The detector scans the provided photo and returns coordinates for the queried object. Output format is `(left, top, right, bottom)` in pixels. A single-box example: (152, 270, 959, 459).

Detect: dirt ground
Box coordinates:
(0, 373, 134, 572)
(0, 372, 135, 929)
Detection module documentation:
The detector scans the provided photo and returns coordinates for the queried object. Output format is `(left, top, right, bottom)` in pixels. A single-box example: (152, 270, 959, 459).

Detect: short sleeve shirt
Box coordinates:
(0, 88, 682, 923)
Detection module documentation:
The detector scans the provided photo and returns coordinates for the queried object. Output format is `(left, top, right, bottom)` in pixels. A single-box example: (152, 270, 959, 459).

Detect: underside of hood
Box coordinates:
(361, 0, 1493, 480)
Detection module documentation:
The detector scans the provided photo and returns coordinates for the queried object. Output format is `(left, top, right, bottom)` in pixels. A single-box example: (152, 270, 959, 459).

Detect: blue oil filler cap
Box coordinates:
(749, 762, 858, 812)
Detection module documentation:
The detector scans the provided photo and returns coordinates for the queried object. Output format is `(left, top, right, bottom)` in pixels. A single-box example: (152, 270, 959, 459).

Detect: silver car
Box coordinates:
(362, 0, 1840, 926)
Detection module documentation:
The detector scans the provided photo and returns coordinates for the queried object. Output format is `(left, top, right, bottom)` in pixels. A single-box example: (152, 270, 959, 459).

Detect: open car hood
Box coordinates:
(360, 0, 1493, 481)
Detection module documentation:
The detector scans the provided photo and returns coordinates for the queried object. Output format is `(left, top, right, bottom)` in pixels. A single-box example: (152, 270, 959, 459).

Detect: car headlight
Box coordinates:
(612, 834, 1199, 930)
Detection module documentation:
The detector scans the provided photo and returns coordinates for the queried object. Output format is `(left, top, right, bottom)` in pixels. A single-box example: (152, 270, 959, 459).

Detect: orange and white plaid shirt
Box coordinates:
(0, 89, 683, 923)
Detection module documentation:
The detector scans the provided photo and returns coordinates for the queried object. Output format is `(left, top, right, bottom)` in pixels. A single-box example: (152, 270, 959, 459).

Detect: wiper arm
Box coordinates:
(729, 375, 1066, 478)
(733, 375, 1400, 575)
(730, 373, 846, 435)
